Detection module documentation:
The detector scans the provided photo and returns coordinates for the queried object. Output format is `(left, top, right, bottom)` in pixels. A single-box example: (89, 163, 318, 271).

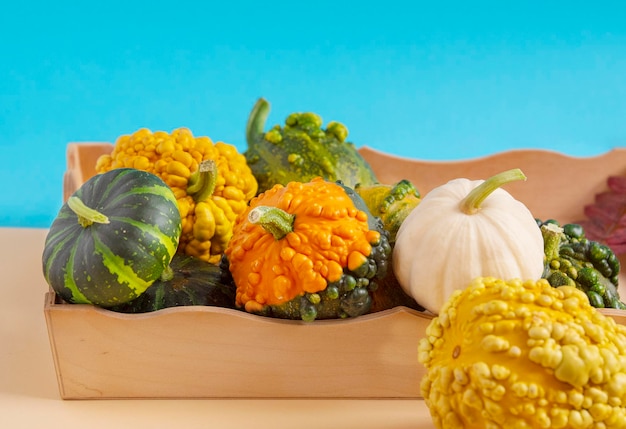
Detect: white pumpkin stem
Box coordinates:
(67, 196, 110, 227)
(460, 168, 527, 214)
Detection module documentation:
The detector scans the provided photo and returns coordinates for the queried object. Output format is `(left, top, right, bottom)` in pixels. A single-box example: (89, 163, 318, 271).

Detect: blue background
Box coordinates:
(3, 1, 626, 228)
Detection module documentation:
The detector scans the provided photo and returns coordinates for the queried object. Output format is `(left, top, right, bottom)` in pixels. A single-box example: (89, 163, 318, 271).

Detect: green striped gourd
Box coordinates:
(42, 168, 182, 307)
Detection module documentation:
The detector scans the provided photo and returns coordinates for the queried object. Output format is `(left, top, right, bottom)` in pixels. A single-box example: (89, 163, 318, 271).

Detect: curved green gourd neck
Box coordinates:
(460, 168, 526, 215)
(246, 98, 270, 149)
(67, 196, 110, 227)
(187, 159, 217, 202)
(248, 205, 295, 240)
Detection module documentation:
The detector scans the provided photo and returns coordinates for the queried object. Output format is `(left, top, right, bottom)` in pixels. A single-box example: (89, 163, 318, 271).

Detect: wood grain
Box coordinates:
(45, 292, 431, 399)
(360, 145, 626, 225)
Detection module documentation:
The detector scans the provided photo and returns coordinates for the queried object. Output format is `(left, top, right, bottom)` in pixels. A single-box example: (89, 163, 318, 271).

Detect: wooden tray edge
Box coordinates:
(44, 289, 434, 326)
(359, 145, 626, 165)
(45, 289, 625, 326)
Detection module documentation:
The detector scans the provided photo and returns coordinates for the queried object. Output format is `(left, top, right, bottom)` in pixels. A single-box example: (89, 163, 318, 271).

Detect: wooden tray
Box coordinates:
(45, 143, 626, 400)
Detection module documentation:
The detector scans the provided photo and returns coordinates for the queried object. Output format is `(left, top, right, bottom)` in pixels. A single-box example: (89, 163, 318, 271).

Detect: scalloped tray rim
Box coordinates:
(359, 145, 626, 164)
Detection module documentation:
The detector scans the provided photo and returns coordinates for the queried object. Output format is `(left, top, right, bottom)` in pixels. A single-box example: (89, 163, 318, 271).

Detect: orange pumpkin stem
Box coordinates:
(248, 205, 295, 240)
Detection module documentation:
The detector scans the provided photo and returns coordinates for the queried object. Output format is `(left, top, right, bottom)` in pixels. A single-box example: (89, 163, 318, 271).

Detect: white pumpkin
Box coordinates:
(392, 169, 544, 314)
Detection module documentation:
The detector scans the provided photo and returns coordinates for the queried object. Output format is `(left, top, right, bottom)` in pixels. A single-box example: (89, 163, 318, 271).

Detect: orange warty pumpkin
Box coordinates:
(224, 178, 392, 321)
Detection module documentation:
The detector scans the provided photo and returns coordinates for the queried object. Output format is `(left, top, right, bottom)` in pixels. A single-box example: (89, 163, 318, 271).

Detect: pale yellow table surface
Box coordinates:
(0, 227, 435, 429)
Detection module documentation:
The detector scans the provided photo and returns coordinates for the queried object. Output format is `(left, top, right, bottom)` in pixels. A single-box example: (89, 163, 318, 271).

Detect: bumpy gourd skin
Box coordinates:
(95, 127, 258, 264)
(355, 179, 421, 243)
(539, 219, 625, 309)
(419, 276, 626, 429)
(224, 178, 391, 322)
(244, 98, 378, 194)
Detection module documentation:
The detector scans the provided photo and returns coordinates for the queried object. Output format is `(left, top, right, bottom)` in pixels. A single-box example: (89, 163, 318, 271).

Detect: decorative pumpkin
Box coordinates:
(393, 169, 544, 314)
(224, 177, 391, 321)
(95, 127, 258, 264)
(42, 168, 182, 307)
(540, 219, 625, 309)
(244, 98, 378, 194)
(110, 254, 237, 313)
(419, 276, 626, 429)
(355, 179, 421, 243)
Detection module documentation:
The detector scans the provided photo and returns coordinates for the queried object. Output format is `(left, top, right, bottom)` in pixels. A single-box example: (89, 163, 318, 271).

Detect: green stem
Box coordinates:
(67, 196, 110, 227)
(187, 160, 217, 202)
(248, 205, 295, 240)
(541, 222, 564, 261)
(245, 98, 270, 149)
(460, 168, 526, 214)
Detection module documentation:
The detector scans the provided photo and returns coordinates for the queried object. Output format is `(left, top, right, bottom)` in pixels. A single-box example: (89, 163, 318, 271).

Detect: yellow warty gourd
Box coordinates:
(419, 277, 626, 429)
(96, 127, 258, 264)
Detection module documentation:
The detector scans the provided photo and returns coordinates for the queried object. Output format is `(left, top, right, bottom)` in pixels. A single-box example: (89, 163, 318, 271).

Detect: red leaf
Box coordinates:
(578, 176, 626, 255)
(594, 191, 626, 208)
(608, 176, 626, 193)
(606, 227, 626, 242)
(584, 204, 621, 224)
(580, 218, 610, 239)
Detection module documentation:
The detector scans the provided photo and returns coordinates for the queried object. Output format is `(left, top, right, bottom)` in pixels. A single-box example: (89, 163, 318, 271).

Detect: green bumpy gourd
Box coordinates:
(539, 219, 625, 309)
(244, 98, 379, 194)
(355, 179, 421, 243)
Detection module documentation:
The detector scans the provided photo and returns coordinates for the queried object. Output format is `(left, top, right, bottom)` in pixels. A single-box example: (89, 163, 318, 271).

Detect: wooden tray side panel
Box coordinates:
(64, 143, 113, 201)
(44, 293, 430, 399)
(360, 146, 626, 225)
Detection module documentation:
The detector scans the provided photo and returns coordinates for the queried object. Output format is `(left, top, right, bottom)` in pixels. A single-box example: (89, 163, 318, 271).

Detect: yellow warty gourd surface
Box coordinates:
(96, 127, 258, 264)
(419, 277, 626, 429)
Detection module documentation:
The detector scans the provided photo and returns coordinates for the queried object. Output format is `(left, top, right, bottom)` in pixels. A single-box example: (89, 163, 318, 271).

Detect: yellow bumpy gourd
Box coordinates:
(96, 127, 258, 263)
(419, 277, 626, 429)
